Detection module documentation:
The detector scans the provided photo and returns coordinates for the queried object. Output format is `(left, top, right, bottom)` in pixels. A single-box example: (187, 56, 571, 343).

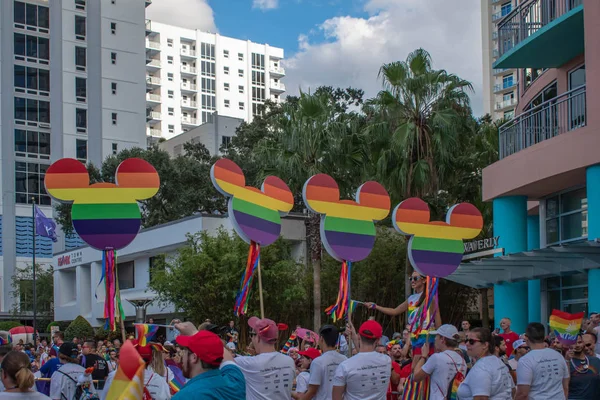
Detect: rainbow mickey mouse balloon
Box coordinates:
(44, 158, 160, 250)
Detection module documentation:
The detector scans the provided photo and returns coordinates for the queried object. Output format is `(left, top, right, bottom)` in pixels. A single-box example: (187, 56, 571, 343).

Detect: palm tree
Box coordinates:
(364, 48, 474, 299)
(255, 91, 367, 330)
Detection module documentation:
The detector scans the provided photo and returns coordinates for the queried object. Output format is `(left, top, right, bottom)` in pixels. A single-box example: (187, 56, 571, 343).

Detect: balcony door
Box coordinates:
(524, 82, 557, 146)
(569, 65, 586, 129)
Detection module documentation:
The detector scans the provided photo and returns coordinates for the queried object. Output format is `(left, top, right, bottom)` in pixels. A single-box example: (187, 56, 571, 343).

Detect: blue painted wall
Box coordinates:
(587, 165, 600, 314)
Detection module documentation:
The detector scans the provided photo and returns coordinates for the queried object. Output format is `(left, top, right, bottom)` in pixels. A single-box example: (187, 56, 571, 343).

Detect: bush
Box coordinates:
(46, 321, 70, 333)
(94, 326, 121, 342)
(64, 316, 94, 342)
(0, 321, 23, 331)
(46, 322, 60, 333)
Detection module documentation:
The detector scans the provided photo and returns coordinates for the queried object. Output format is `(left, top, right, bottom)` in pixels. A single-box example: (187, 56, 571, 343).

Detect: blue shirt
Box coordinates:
(173, 361, 245, 400)
(40, 357, 62, 377)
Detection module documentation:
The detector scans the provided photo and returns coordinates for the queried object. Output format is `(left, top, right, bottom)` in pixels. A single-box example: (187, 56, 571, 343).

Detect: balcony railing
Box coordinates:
(497, 0, 583, 59)
(146, 59, 161, 68)
(494, 81, 517, 93)
(181, 48, 197, 57)
(146, 93, 161, 102)
(148, 129, 161, 137)
(271, 81, 286, 91)
(181, 116, 198, 125)
(495, 98, 518, 110)
(146, 40, 160, 50)
(493, 68, 508, 75)
(146, 76, 161, 85)
(499, 86, 586, 159)
(492, 12, 503, 21)
(146, 111, 161, 120)
(181, 65, 197, 74)
(180, 83, 197, 91)
(270, 66, 285, 75)
(181, 100, 197, 108)
(493, 49, 499, 58)
(145, 19, 152, 31)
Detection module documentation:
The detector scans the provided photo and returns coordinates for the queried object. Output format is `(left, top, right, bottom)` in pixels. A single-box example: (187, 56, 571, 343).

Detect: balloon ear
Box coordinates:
(211, 158, 246, 197)
(115, 158, 160, 200)
(355, 181, 390, 222)
(446, 203, 484, 240)
(392, 197, 431, 236)
(261, 176, 294, 214)
(44, 158, 91, 202)
(302, 174, 340, 215)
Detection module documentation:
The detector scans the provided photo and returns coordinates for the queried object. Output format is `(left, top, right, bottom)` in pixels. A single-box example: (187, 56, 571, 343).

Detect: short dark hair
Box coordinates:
(443, 337, 458, 348)
(360, 336, 377, 346)
(0, 345, 13, 357)
(471, 328, 494, 355)
(525, 323, 546, 343)
(319, 325, 339, 348)
(54, 331, 64, 340)
(84, 341, 96, 350)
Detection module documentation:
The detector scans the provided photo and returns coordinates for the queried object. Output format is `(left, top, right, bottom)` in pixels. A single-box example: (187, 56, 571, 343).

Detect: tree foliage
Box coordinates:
(64, 315, 95, 341)
(0, 321, 23, 331)
(10, 264, 53, 317)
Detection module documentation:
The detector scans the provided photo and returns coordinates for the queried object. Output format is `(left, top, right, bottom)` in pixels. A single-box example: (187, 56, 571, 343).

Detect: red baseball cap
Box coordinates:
(248, 317, 279, 343)
(176, 331, 223, 366)
(359, 320, 383, 339)
(298, 347, 321, 360)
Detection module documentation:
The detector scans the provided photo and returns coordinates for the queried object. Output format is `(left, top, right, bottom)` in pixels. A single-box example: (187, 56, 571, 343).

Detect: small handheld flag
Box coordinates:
(105, 340, 145, 399)
(549, 309, 584, 346)
(135, 324, 159, 347)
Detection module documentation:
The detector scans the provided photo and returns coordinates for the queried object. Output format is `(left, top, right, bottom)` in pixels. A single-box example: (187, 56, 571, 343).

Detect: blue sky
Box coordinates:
(147, 0, 484, 115)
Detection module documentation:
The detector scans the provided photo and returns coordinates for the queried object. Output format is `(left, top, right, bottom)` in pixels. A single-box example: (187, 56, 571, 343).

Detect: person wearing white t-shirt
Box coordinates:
(456, 327, 514, 400)
(234, 317, 296, 400)
(0, 350, 49, 399)
(516, 322, 569, 400)
(49, 343, 89, 400)
(332, 320, 391, 400)
(507, 339, 529, 372)
(413, 324, 466, 400)
(294, 325, 347, 400)
(292, 348, 320, 396)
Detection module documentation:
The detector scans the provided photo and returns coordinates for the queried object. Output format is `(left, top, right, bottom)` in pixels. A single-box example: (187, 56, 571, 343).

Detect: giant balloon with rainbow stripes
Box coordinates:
(393, 198, 483, 277)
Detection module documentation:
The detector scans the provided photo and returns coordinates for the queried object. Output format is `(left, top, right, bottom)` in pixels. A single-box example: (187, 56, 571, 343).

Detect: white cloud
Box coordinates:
(283, 0, 484, 115)
(253, 0, 279, 10)
(146, 0, 217, 32)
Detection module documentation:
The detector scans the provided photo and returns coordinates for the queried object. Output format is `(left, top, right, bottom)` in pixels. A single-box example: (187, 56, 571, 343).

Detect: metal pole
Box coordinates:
(31, 198, 37, 344)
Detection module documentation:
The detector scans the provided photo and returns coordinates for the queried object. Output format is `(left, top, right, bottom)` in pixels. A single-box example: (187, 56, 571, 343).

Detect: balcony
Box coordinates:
(495, 98, 518, 111)
(180, 82, 197, 92)
(493, 68, 512, 75)
(270, 81, 286, 92)
(495, 0, 584, 69)
(146, 59, 161, 70)
(181, 99, 197, 108)
(492, 31, 498, 40)
(181, 116, 198, 126)
(146, 76, 161, 87)
(492, 12, 502, 22)
(491, 0, 502, 3)
(498, 86, 586, 159)
(180, 48, 196, 58)
(146, 93, 161, 103)
(146, 39, 161, 51)
(492, 49, 499, 58)
(147, 128, 161, 137)
(180, 65, 197, 75)
(494, 81, 517, 94)
(270, 66, 285, 76)
(146, 111, 161, 123)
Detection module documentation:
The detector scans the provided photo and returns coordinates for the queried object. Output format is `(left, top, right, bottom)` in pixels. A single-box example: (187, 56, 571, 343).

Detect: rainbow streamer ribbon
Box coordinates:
(105, 340, 146, 400)
(549, 309, 584, 346)
(167, 365, 186, 394)
(402, 375, 431, 400)
(325, 261, 352, 322)
(234, 241, 260, 316)
(409, 277, 439, 349)
(101, 249, 125, 331)
(281, 333, 298, 355)
(135, 324, 159, 347)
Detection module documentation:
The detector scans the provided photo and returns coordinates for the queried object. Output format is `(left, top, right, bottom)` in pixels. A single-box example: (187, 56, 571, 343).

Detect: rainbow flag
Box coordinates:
(167, 365, 186, 394)
(281, 333, 297, 355)
(105, 340, 145, 400)
(549, 309, 584, 345)
(135, 324, 159, 347)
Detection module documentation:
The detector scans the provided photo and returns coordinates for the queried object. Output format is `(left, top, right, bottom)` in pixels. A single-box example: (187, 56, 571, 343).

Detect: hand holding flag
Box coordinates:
(135, 324, 159, 347)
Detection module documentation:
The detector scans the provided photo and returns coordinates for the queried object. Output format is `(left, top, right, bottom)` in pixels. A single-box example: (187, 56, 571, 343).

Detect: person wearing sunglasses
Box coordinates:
(364, 272, 441, 358)
(507, 339, 529, 373)
(564, 334, 600, 400)
(582, 332, 600, 359)
(456, 328, 514, 400)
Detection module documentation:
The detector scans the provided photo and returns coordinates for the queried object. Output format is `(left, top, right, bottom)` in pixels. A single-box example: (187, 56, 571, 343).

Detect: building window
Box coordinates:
(222, 136, 232, 149)
(168, 73, 174, 82)
(14, 66, 50, 94)
(75, 46, 86, 71)
(167, 56, 173, 65)
(201, 95, 216, 110)
(75, 77, 87, 102)
(501, 2, 512, 16)
(75, 0, 86, 11)
(224, 99, 230, 108)
(15, 161, 50, 205)
(117, 261, 134, 289)
(200, 61, 215, 77)
(110, 22, 117, 34)
(111, 113, 117, 125)
(111, 82, 117, 95)
(251, 53, 265, 70)
(168, 107, 174, 116)
(252, 87, 265, 102)
(200, 43, 215, 60)
(546, 273, 588, 318)
(545, 187, 588, 246)
(111, 52, 117, 65)
(238, 69, 244, 77)
(224, 83, 230, 91)
(14, 97, 50, 124)
(168, 90, 174, 99)
(167, 38, 173, 47)
(112, 143, 118, 154)
(252, 71, 265, 86)
(238, 53, 244, 61)
(76, 108, 87, 130)
(14, 129, 50, 159)
(75, 15, 86, 39)
(14, 2, 49, 30)
(14, 33, 50, 62)
(168, 124, 174, 133)
(239, 85, 244, 94)
(76, 139, 87, 161)
(239, 102, 244, 110)
(224, 50, 229, 58)
(525, 81, 557, 111)
(201, 78, 215, 94)
(224, 66, 229, 75)
(502, 74, 514, 89)
(523, 68, 546, 91)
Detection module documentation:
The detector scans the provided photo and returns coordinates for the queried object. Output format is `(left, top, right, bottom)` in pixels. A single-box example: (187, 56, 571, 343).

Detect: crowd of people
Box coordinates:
(0, 272, 599, 399)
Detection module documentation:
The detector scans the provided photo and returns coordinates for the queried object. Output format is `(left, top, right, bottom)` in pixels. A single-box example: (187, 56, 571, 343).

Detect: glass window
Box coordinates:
(38, 6, 49, 29)
(75, 46, 86, 68)
(76, 139, 87, 160)
(39, 69, 50, 92)
(26, 4, 37, 27)
(76, 77, 87, 99)
(75, 15, 86, 37)
(38, 37, 49, 61)
(502, 74, 513, 89)
(14, 1, 25, 24)
(38, 101, 50, 123)
(76, 108, 87, 129)
(26, 35, 37, 58)
(117, 261, 135, 289)
(14, 33, 25, 56)
(112, 143, 118, 154)
(238, 53, 244, 61)
(501, 2, 512, 16)
(545, 188, 588, 245)
(27, 99, 38, 122)
(14, 97, 26, 120)
(15, 130, 27, 152)
(27, 67, 37, 90)
(569, 65, 586, 90)
(14, 65, 26, 88)
(15, 161, 50, 205)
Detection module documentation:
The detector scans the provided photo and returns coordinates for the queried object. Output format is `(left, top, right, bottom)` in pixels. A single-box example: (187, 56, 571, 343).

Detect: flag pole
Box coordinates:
(31, 198, 37, 345)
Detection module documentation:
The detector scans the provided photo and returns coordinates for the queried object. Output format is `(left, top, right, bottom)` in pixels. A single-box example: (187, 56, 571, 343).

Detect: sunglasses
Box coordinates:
(249, 332, 257, 338)
(466, 338, 482, 345)
(410, 276, 423, 282)
(585, 343, 594, 347)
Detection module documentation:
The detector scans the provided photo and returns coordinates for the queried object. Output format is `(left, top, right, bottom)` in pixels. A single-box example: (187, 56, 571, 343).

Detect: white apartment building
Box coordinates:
(144, 21, 286, 142)
(481, 0, 518, 120)
(0, 0, 148, 314)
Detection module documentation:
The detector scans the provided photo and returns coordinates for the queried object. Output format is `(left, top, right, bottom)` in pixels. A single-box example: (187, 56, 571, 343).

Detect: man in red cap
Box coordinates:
(234, 316, 296, 400)
(172, 324, 246, 399)
(293, 347, 321, 396)
(332, 320, 391, 400)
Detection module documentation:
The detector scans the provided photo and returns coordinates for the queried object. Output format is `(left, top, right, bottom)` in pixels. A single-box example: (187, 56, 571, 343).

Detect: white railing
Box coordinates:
(180, 83, 197, 91)
(181, 48, 197, 57)
(271, 82, 286, 91)
(181, 100, 198, 108)
(146, 40, 160, 50)
(146, 93, 161, 102)
(181, 116, 198, 125)
(270, 66, 285, 75)
(147, 111, 161, 119)
(494, 81, 517, 92)
(148, 129, 161, 137)
(495, 98, 517, 110)
(147, 59, 161, 68)
(181, 65, 197, 74)
(146, 76, 161, 85)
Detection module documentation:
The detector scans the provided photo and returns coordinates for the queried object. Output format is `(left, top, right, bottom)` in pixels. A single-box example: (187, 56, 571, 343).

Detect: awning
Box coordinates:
(446, 241, 600, 288)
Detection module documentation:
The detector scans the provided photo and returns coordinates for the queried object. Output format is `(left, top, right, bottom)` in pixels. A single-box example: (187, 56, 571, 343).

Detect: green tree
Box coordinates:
(148, 229, 309, 328)
(10, 264, 53, 317)
(254, 90, 368, 330)
(64, 315, 95, 341)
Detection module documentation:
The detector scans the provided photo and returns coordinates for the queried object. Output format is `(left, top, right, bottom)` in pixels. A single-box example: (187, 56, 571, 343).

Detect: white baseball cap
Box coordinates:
(437, 324, 459, 340)
(513, 339, 527, 351)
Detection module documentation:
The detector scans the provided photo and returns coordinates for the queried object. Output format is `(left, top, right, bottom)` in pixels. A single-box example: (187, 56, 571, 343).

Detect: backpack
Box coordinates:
(444, 352, 465, 400)
(57, 370, 99, 400)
